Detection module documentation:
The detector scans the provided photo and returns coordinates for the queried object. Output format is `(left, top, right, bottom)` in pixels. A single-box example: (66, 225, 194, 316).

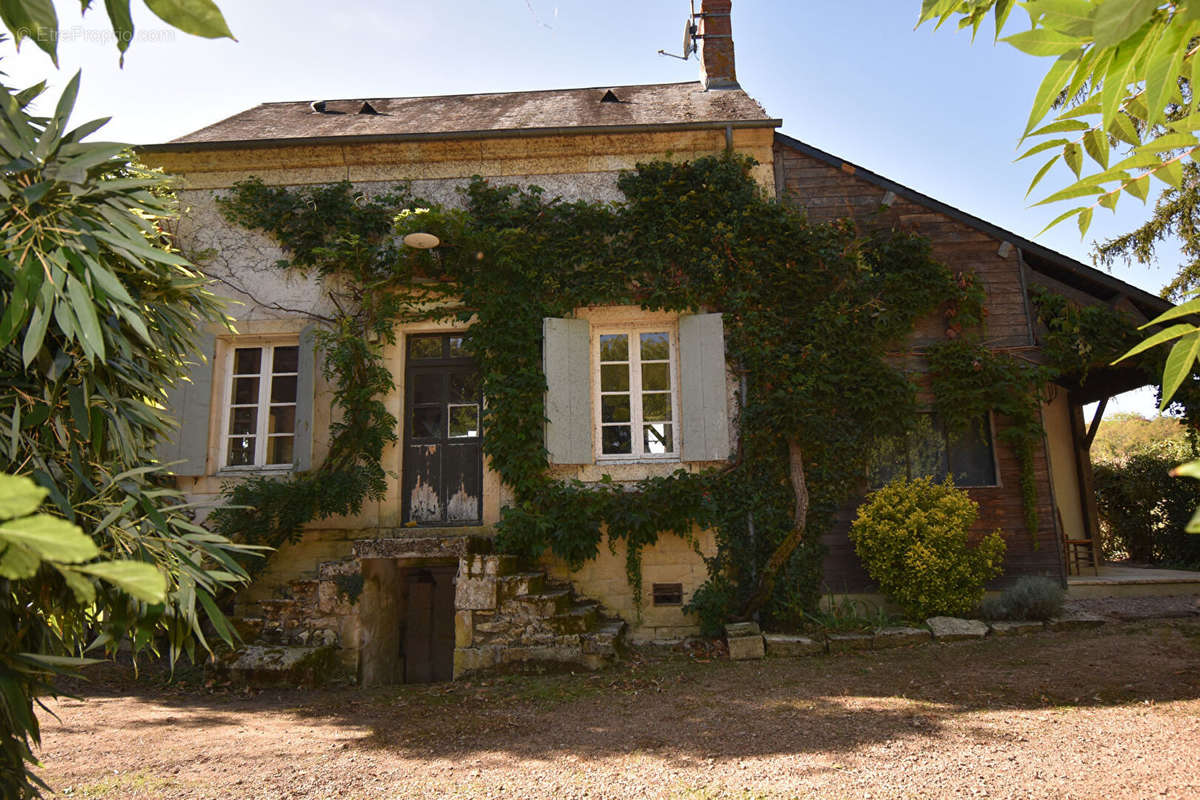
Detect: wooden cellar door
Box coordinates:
(402, 565, 456, 683)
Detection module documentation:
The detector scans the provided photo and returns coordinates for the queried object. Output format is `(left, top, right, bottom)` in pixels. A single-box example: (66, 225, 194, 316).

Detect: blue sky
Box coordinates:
(2, 1, 1174, 414)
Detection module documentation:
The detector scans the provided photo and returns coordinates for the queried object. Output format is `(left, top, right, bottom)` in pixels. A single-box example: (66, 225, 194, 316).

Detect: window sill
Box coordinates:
(216, 465, 297, 477)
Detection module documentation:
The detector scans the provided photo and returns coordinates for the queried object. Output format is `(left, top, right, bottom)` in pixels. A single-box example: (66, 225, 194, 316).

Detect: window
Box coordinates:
(221, 342, 299, 468)
(594, 326, 680, 459)
(868, 413, 998, 488)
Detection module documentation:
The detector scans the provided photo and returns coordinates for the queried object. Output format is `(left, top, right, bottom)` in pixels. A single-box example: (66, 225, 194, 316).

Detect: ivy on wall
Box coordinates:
(207, 154, 1160, 629)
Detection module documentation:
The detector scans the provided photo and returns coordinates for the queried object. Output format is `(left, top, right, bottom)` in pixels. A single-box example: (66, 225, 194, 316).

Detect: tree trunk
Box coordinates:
(738, 437, 809, 620)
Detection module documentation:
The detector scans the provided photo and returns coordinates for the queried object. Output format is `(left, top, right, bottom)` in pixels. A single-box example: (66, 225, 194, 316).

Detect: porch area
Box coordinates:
(1067, 564, 1200, 598)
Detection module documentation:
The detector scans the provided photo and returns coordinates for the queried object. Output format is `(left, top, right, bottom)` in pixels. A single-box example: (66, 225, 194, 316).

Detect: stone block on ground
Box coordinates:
(927, 617, 988, 641)
(988, 620, 1044, 636)
(827, 632, 874, 653)
(225, 645, 340, 687)
(764, 634, 825, 657)
(727, 635, 765, 660)
(1047, 611, 1107, 631)
(874, 626, 932, 648)
(724, 621, 761, 637)
(453, 646, 501, 679)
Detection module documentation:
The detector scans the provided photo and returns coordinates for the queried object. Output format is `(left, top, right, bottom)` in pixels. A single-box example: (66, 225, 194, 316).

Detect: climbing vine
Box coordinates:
(208, 154, 1137, 629)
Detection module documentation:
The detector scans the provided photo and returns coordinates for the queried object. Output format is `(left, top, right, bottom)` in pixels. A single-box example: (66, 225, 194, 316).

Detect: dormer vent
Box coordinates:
(358, 101, 380, 115)
(600, 89, 621, 103)
(310, 100, 328, 113)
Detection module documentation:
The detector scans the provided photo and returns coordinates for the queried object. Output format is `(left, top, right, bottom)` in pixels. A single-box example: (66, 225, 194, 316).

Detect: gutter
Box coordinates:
(137, 118, 784, 155)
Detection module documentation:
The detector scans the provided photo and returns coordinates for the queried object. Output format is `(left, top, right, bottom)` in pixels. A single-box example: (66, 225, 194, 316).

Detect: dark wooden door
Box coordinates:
(402, 334, 482, 525)
(402, 566, 456, 683)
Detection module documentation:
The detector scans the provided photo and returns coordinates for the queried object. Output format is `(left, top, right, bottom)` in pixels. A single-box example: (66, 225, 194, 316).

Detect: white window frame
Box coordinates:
(592, 322, 682, 462)
(218, 339, 300, 471)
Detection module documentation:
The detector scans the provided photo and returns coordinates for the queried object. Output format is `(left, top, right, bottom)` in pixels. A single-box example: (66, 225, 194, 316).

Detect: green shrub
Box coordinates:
(848, 476, 1006, 619)
(980, 576, 1064, 621)
(1094, 447, 1200, 568)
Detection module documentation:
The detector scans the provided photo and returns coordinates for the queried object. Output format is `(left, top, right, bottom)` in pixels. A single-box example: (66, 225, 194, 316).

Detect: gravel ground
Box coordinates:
(36, 614, 1200, 800)
(1064, 594, 1200, 621)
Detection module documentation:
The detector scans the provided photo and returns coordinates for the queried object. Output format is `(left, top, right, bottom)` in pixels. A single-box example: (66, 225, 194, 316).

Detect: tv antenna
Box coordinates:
(658, 1, 697, 60)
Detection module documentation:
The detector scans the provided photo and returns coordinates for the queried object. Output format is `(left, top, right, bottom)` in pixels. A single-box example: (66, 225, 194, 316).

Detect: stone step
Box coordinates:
(547, 604, 600, 635)
(497, 571, 546, 602)
(581, 619, 627, 656)
(515, 588, 572, 617)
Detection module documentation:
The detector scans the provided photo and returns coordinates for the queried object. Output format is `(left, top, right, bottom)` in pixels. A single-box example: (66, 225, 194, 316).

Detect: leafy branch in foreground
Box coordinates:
(919, 0, 1200, 236)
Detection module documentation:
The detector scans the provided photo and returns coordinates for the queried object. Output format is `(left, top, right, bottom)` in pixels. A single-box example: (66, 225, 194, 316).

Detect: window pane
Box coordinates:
(867, 434, 907, 489)
(229, 407, 257, 436)
(272, 346, 299, 373)
(644, 423, 673, 454)
(233, 347, 261, 375)
(910, 414, 948, 481)
(268, 435, 294, 465)
(602, 425, 632, 454)
(642, 392, 672, 422)
(640, 332, 670, 361)
(642, 363, 670, 391)
(411, 405, 442, 439)
(600, 334, 628, 362)
(270, 374, 297, 404)
(232, 376, 259, 405)
(227, 436, 255, 466)
(269, 405, 295, 435)
(448, 404, 480, 438)
(948, 417, 997, 486)
(601, 363, 629, 392)
(448, 336, 469, 358)
(601, 394, 631, 423)
(450, 371, 479, 403)
(409, 336, 442, 359)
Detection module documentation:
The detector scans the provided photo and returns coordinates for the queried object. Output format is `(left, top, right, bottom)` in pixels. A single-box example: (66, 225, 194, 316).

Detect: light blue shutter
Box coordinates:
(293, 324, 318, 471)
(156, 331, 216, 476)
(543, 317, 592, 464)
(679, 313, 730, 462)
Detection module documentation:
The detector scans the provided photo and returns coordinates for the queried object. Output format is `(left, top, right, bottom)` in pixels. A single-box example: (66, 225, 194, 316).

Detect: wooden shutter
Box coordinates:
(679, 312, 730, 462)
(156, 331, 216, 476)
(293, 324, 318, 471)
(543, 317, 592, 464)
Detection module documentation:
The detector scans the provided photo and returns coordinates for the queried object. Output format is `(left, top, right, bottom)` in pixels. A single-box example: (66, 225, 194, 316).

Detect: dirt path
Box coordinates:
(38, 620, 1200, 799)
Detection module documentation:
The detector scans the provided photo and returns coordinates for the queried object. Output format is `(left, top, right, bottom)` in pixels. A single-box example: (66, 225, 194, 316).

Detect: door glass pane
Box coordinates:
(412, 373, 441, 405)
(272, 346, 299, 373)
(232, 376, 259, 405)
(448, 404, 480, 438)
(409, 336, 443, 359)
(233, 347, 261, 375)
(644, 423, 673, 454)
(599, 334, 628, 362)
(602, 425, 632, 455)
(412, 406, 442, 439)
(268, 435, 294, 465)
(270, 374, 297, 403)
(642, 392, 671, 422)
(640, 332, 670, 361)
(642, 363, 670, 391)
(601, 363, 629, 392)
(449, 371, 479, 403)
(226, 436, 255, 466)
(448, 336, 470, 358)
(601, 394, 631, 423)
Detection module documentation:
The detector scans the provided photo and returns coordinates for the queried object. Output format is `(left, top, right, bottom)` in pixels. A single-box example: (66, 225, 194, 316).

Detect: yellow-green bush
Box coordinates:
(849, 476, 1005, 619)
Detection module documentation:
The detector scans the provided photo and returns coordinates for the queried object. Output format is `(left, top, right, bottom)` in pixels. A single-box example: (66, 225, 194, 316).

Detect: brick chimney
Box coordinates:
(697, 0, 737, 90)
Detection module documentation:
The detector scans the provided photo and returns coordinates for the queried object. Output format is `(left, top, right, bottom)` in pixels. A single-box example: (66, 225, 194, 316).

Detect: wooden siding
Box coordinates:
(774, 140, 1063, 590)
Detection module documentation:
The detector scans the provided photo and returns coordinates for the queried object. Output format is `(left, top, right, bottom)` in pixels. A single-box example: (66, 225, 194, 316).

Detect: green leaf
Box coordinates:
(1100, 34, 1140, 131)
(1024, 52, 1080, 137)
(1141, 296, 1200, 327)
(1143, 20, 1187, 129)
(1115, 322, 1196, 362)
(1135, 132, 1200, 153)
(1186, 503, 1200, 533)
(1083, 127, 1109, 169)
(1063, 141, 1083, 177)
(1035, 205, 1088, 236)
(0, 473, 48, 521)
(1028, 118, 1091, 137)
(1017, 138, 1072, 161)
(1109, 112, 1140, 146)
(1027, 0, 1095, 36)
(1092, 0, 1159, 49)
(1154, 158, 1184, 186)
(1003, 27, 1082, 56)
(1027, 154, 1061, 197)
(103, 0, 134, 63)
(1076, 205, 1094, 237)
(0, 0, 61, 64)
(143, 0, 233, 40)
(1098, 189, 1119, 210)
(1125, 172, 1151, 200)
(1172, 459, 1200, 479)
(77, 560, 167, 603)
(1032, 181, 1105, 206)
(21, 304, 50, 366)
(54, 565, 96, 604)
(0, 540, 40, 579)
(0, 513, 98, 563)
(1161, 330, 1200, 407)
(67, 274, 106, 362)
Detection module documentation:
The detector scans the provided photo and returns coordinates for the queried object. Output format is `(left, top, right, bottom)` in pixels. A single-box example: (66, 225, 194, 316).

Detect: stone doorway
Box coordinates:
(359, 559, 457, 685)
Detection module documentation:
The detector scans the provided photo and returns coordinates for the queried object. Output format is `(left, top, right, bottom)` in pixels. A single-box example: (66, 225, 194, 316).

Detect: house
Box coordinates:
(140, 0, 1168, 683)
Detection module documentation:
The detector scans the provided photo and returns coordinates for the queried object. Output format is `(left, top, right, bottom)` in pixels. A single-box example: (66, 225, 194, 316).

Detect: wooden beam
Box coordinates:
(1085, 396, 1108, 449)
(1069, 393, 1104, 565)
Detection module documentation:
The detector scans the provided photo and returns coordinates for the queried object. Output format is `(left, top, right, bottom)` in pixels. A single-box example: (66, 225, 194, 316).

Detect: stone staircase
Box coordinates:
(453, 554, 627, 678)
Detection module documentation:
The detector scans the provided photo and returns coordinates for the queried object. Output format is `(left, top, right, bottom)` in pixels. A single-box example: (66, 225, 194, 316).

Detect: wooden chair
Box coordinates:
(1059, 508, 1100, 576)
